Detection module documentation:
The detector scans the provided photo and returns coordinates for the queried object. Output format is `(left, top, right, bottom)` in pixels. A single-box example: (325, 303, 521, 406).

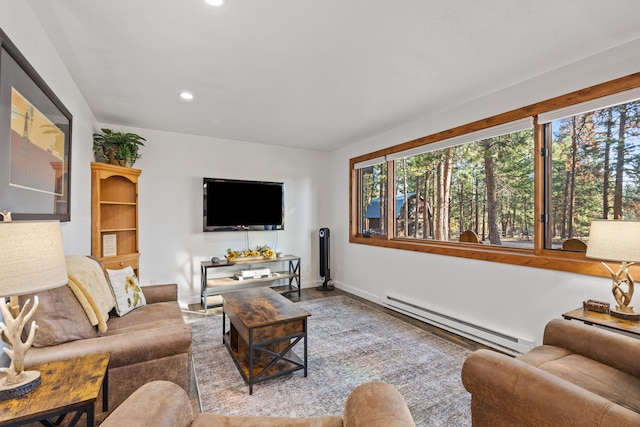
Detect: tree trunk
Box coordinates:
(482, 140, 501, 245)
(613, 105, 627, 219)
(567, 116, 579, 238)
(603, 108, 613, 219)
(435, 149, 453, 240)
(401, 159, 408, 237)
(423, 170, 431, 239)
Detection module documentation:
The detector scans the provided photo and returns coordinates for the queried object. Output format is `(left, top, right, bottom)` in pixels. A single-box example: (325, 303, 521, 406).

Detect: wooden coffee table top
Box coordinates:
(221, 287, 310, 328)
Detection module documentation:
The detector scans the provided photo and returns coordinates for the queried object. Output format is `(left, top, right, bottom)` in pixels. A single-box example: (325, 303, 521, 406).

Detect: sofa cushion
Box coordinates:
(519, 346, 640, 414)
(106, 266, 147, 316)
(19, 285, 97, 347)
(105, 301, 185, 333)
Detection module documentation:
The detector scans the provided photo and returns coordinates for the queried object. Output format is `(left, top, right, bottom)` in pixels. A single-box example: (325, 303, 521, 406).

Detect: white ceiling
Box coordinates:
(26, 0, 640, 152)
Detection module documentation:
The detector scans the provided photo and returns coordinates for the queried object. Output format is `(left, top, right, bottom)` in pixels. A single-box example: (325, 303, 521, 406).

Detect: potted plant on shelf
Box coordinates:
(93, 128, 146, 167)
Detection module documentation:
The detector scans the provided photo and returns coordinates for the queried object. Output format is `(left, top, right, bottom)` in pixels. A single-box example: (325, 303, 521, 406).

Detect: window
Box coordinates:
(542, 93, 640, 250)
(356, 159, 387, 236)
(391, 124, 534, 249)
(350, 74, 640, 275)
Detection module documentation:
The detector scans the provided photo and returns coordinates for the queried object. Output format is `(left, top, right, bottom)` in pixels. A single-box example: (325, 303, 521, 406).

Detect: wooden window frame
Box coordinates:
(350, 72, 640, 278)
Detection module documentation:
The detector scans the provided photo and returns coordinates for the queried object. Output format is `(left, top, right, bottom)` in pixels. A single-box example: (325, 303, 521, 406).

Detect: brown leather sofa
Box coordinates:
(101, 380, 416, 427)
(462, 318, 640, 426)
(21, 256, 192, 416)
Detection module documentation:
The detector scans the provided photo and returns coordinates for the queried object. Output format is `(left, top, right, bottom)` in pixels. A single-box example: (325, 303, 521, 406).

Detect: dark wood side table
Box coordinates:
(562, 307, 640, 338)
(0, 352, 110, 427)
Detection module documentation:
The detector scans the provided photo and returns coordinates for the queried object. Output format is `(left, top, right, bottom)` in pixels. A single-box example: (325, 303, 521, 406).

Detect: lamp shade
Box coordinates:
(586, 220, 640, 262)
(0, 221, 68, 297)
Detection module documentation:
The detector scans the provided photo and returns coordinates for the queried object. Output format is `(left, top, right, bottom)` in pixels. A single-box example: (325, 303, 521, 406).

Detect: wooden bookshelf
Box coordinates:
(91, 162, 141, 276)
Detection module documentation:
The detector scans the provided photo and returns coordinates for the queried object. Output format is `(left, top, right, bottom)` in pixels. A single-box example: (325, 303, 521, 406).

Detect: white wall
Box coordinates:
(104, 125, 330, 305)
(328, 38, 640, 347)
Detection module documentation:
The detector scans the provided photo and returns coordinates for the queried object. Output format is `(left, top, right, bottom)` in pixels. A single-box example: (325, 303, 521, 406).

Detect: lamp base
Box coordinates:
(610, 308, 640, 321)
(0, 370, 41, 400)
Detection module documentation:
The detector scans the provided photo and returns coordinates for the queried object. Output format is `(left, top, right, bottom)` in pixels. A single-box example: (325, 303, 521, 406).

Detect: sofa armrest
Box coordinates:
(544, 318, 640, 377)
(462, 349, 640, 426)
(142, 283, 178, 304)
(101, 381, 193, 427)
(343, 382, 415, 427)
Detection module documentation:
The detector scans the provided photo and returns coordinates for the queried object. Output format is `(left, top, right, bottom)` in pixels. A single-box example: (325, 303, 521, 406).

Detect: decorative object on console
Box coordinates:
(586, 219, 640, 320)
(226, 245, 275, 261)
(106, 266, 147, 316)
(582, 299, 609, 314)
(0, 220, 68, 400)
(93, 128, 146, 167)
(583, 299, 610, 314)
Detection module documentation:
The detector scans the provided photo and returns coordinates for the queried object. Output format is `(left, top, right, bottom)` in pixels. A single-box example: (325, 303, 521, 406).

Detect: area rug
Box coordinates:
(189, 295, 471, 426)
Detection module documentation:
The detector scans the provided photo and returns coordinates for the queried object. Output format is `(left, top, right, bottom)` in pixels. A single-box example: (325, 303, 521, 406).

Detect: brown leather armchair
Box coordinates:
(461, 318, 640, 426)
(101, 380, 416, 427)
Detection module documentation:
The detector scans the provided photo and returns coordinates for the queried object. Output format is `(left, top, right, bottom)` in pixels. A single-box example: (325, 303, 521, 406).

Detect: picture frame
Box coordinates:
(0, 27, 72, 221)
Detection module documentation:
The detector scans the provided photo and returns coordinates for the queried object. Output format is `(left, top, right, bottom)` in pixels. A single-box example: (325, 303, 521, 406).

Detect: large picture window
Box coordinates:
(391, 122, 534, 249)
(350, 74, 640, 275)
(542, 91, 640, 250)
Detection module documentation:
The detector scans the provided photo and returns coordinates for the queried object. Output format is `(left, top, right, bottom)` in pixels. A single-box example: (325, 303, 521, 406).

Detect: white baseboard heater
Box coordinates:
(385, 293, 535, 355)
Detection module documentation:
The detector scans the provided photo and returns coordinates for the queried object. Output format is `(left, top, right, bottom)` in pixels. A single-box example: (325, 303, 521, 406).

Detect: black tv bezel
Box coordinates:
(203, 177, 285, 232)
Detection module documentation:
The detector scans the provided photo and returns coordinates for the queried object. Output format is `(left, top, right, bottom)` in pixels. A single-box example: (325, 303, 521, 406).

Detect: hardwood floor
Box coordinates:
(182, 286, 492, 414)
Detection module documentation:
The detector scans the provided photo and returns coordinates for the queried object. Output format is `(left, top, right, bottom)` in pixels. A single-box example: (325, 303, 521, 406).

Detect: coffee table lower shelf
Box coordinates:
(222, 328, 307, 394)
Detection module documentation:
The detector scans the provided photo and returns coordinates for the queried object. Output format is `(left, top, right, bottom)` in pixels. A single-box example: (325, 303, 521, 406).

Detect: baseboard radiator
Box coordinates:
(385, 293, 535, 355)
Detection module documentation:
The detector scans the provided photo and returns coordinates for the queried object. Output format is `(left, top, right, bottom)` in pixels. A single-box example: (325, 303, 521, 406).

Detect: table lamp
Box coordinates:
(0, 220, 68, 399)
(586, 219, 640, 321)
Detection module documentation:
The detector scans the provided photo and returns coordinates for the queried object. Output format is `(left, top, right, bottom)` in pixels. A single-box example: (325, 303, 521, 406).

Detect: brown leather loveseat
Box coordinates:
(101, 380, 416, 427)
(461, 318, 640, 426)
(22, 256, 192, 416)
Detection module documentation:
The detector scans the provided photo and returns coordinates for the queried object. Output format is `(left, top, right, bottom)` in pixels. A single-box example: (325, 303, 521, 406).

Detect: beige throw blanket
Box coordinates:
(66, 255, 115, 332)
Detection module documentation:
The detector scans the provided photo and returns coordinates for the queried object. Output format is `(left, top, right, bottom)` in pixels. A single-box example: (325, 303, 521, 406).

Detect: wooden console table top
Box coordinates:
(0, 352, 109, 426)
(562, 307, 640, 337)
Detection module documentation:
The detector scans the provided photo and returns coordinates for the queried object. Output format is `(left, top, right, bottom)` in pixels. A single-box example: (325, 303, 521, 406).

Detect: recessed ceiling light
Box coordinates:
(205, 0, 224, 6)
(180, 91, 194, 100)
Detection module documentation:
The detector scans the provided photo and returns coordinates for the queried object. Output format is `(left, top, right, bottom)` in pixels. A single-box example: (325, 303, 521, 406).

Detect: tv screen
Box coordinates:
(203, 178, 284, 232)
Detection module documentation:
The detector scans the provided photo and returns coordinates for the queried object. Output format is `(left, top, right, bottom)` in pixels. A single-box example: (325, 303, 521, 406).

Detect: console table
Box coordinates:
(200, 255, 301, 312)
(562, 307, 640, 338)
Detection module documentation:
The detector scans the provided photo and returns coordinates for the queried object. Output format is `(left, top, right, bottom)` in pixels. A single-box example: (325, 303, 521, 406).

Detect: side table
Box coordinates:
(0, 352, 110, 427)
(562, 307, 640, 338)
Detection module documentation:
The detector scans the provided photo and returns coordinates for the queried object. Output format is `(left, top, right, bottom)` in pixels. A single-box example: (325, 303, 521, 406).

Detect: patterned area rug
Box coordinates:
(189, 295, 471, 426)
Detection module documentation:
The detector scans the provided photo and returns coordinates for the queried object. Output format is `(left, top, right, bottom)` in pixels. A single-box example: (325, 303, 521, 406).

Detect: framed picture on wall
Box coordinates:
(0, 27, 72, 221)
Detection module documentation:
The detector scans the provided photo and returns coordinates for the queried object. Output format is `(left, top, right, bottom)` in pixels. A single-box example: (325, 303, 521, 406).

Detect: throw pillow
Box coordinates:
(19, 285, 98, 347)
(106, 266, 147, 316)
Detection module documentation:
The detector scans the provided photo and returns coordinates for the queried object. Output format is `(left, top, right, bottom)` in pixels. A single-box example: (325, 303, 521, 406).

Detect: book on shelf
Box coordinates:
(102, 234, 117, 257)
(233, 273, 271, 281)
(237, 268, 271, 278)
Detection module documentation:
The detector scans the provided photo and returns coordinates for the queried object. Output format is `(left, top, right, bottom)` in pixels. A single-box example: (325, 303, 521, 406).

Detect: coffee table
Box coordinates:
(221, 287, 310, 394)
(0, 352, 109, 427)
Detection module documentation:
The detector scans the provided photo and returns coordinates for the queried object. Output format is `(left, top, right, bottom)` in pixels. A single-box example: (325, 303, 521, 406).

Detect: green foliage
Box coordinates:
(93, 128, 146, 167)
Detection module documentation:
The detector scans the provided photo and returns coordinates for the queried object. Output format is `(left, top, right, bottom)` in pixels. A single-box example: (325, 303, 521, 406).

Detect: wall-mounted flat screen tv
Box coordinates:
(203, 177, 284, 232)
